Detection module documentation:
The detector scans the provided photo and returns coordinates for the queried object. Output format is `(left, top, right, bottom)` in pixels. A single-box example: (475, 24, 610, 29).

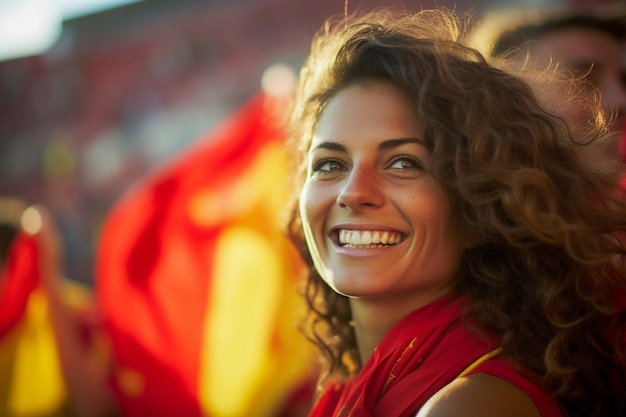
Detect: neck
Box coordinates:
(350, 300, 397, 364)
(349, 288, 453, 364)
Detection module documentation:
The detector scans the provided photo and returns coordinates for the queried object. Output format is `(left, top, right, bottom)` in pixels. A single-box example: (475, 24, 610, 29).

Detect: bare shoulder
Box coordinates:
(416, 373, 542, 417)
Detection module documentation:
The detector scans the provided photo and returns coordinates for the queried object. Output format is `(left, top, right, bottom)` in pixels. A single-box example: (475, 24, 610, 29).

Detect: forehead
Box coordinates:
(312, 81, 422, 145)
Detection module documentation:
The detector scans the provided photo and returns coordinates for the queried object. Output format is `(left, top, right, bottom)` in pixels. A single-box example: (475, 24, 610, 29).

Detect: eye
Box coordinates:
(312, 158, 346, 174)
(388, 155, 424, 171)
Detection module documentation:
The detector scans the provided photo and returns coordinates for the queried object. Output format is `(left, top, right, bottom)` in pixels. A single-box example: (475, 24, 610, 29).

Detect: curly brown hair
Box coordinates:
(285, 7, 626, 417)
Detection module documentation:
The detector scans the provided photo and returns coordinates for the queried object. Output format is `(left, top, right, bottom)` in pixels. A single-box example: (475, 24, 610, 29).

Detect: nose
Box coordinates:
(336, 165, 384, 211)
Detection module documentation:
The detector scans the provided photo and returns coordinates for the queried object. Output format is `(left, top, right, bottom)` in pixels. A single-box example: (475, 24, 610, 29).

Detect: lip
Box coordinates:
(330, 223, 404, 232)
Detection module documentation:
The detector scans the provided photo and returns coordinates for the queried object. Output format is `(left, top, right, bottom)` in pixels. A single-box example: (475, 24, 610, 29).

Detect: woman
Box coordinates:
(285, 8, 626, 417)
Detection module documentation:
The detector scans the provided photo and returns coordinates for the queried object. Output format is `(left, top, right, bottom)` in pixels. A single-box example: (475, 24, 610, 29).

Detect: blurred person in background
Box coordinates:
(0, 197, 117, 417)
(469, 4, 626, 160)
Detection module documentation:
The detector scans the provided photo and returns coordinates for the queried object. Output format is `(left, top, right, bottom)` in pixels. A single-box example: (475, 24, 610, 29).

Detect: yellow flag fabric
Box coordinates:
(0, 288, 69, 417)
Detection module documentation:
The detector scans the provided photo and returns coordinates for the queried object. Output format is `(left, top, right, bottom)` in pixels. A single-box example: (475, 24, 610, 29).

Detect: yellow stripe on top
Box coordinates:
(456, 348, 503, 379)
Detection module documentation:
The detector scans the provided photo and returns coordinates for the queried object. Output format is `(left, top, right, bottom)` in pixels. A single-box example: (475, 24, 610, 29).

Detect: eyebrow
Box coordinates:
(378, 137, 425, 150)
(313, 137, 425, 152)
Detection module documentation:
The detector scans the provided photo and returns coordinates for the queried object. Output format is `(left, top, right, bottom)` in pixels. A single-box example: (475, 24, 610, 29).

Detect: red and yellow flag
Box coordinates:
(96, 90, 316, 417)
(0, 232, 67, 417)
(0, 230, 88, 417)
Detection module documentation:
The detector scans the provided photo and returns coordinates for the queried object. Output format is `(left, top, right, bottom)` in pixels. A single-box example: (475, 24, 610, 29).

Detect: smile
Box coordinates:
(339, 229, 404, 248)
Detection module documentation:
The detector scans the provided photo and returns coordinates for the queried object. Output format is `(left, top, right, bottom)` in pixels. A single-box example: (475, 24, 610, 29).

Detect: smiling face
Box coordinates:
(299, 80, 470, 309)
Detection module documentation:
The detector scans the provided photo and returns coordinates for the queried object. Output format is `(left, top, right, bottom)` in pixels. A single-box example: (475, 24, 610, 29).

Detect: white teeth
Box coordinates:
(339, 229, 403, 246)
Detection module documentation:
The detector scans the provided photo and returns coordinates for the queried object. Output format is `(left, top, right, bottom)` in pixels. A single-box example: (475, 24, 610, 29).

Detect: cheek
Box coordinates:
(299, 184, 330, 275)
(299, 181, 331, 221)
(299, 184, 322, 244)
(298, 184, 312, 226)
(412, 188, 468, 250)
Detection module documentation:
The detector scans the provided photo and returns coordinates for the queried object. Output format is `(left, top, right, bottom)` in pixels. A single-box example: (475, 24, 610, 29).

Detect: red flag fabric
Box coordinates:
(308, 296, 564, 417)
(96, 91, 316, 416)
(0, 233, 39, 338)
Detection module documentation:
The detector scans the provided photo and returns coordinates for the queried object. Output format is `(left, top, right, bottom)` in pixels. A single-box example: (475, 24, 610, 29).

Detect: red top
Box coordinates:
(308, 296, 564, 417)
